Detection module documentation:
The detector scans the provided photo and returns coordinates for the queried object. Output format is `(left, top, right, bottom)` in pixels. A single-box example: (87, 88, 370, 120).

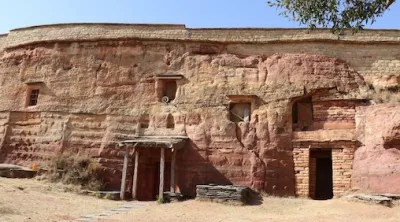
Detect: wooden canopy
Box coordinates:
(118, 136, 188, 200)
(118, 136, 188, 149)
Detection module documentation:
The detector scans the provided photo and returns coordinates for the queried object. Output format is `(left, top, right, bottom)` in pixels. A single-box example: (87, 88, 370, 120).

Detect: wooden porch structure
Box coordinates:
(118, 136, 187, 200)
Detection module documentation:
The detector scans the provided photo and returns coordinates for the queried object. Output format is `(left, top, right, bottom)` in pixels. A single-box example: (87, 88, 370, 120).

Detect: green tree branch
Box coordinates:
(268, 0, 396, 33)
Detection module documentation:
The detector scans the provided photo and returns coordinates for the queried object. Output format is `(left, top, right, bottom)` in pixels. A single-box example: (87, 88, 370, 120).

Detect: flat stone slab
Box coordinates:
(0, 164, 36, 178)
(378, 193, 400, 200)
(355, 194, 391, 202)
(96, 191, 120, 200)
(345, 194, 400, 207)
(0, 163, 33, 170)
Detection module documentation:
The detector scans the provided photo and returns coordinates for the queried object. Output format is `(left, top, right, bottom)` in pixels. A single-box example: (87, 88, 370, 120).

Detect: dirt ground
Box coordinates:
(1, 178, 399, 222)
(107, 198, 400, 222)
(0, 178, 118, 222)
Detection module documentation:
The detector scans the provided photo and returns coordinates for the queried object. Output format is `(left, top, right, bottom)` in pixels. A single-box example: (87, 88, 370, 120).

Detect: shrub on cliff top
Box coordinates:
(46, 153, 104, 191)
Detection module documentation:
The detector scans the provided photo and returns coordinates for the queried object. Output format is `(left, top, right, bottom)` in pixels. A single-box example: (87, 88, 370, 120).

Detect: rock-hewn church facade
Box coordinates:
(0, 24, 399, 200)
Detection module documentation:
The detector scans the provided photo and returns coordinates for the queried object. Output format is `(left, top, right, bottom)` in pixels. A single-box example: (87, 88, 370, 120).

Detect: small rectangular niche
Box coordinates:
(27, 89, 40, 107)
(154, 74, 183, 80)
(166, 114, 175, 129)
(157, 80, 177, 103)
(155, 74, 183, 103)
(139, 114, 150, 129)
(227, 95, 257, 123)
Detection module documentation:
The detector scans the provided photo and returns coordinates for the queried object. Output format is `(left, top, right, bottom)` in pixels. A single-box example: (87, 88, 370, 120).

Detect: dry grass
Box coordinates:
(1, 178, 400, 222)
(372, 90, 400, 104)
(359, 85, 400, 104)
(45, 153, 104, 191)
(0, 178, 118, 222)
(107, 197, 400, 222)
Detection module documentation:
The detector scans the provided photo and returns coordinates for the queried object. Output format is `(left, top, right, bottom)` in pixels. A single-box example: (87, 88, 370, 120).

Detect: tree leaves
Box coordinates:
(268, 0, 396, 33)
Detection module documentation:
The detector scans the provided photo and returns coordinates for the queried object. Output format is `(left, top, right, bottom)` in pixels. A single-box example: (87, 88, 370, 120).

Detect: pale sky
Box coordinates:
(1, 0, 399, 34)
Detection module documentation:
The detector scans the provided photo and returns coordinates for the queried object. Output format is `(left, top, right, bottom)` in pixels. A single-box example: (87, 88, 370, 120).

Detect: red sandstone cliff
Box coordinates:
(353, 104, 400, 193)
(0, 24, 399, 197)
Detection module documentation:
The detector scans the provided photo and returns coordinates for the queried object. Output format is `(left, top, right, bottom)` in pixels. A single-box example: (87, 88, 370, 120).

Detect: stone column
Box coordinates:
(132, 149, 139, 200)
(120, 147, 129, 200)
(159, 147, 165, 199)
(170, 148, 176, 193)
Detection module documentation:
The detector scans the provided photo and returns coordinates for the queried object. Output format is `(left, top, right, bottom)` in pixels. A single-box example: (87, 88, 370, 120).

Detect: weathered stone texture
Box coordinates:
(2, 24, 400, 50)
(353, 104, 400, 194)
(196, 184, 251, 204)
(0, 24, 399, 197)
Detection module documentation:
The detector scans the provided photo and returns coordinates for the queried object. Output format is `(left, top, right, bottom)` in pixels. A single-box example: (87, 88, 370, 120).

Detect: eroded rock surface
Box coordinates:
(353, 104, 400, 193)
(0, 24, 399, 197)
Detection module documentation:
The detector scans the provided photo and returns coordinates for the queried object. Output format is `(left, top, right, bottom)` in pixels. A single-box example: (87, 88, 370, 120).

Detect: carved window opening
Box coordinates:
(154, 74, 183, 104)
(227, 95, 257, 123)
(25, 81, 44, 107)
(229, 103, 251, 123)
(27, 89, 40, 106)
(140, 115, 150, 129)
(166, 114, 175, 129)
(292, 97, 313, 131)
(158, 80, 177, 103)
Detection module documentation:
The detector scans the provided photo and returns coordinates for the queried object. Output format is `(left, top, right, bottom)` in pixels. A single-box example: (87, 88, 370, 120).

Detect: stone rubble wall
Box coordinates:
(2, 25, 400, 91)
(2, 24, 400, 51)
(196, 184, 251, 204)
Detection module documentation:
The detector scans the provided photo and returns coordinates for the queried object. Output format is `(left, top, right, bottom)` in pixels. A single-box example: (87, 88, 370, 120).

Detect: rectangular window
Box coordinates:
(292, 97, 313, 131)
(28, 89, 39, 106)
(157, 80, 177, 103)
(229, 103, 251, 123)
(154, 74, 183, 104)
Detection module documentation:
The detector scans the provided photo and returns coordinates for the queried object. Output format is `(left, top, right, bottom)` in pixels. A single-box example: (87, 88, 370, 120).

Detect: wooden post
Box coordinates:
(170, 148, 176, 193)
(132, 150, 139, 200)
(159, 147, 165, 200)
(120, 147, 129, 200)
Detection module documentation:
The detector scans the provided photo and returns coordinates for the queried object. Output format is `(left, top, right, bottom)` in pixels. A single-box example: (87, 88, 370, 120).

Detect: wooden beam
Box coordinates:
(159, 147, 165, 200)
(132, 150, 139, 200)
(120, 147, 129, 200)
(170, 148, 176, 193)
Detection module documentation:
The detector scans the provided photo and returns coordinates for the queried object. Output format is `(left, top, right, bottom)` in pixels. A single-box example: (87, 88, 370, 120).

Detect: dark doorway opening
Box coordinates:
(136, 149, 171, 201)
(310, 149, 333, 200)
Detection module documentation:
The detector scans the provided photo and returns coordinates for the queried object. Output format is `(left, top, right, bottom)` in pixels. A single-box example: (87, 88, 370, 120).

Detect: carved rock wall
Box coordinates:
(0, 39, 367, 196)
(0, 26, 399, 196)
(353, 104, 400, 193)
